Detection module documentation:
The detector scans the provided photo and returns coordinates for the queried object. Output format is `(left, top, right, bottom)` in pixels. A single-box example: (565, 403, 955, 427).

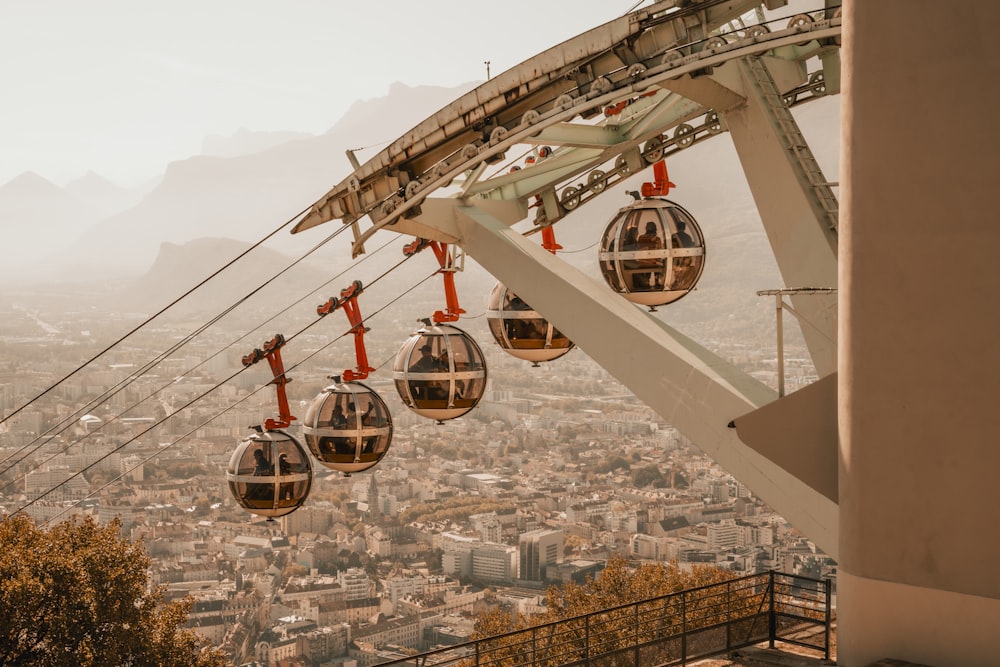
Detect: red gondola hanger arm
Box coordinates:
(316, 280, 375, 382)
(541, 226, 562, 255)
(403, 238, 466, 323)
(242, 333, 295, 430)
(641, 160, 675, 197)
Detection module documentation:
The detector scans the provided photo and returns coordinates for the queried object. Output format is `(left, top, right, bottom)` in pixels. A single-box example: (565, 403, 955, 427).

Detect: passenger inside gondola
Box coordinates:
(670, 219, 696, 289)
(278, 453, 293, 500)
(253, 448, 273, 476)
(409, 344, 447, 400)
(330, 404, 348, 429)
(635, 221, 665, 289)
(249, 448, 274, 500)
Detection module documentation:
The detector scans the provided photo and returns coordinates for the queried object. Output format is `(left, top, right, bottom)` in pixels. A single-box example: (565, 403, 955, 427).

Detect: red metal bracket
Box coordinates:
(541, 226, 562, 255)
(640, 160, 675, 198)
(604, 90, 657, 116)
(402, 237, 433, 256)
(243, 333, 295, 430)
(316, 280, 374, 382)
(403, 238, 465, 323)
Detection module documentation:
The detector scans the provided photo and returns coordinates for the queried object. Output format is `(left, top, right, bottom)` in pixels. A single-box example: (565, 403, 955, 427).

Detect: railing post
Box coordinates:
(585, 613, 591, 665)
(768, 571, 776, 649)
(475, 637, 480, 666)
(824, 577, 832, 661)
(634, 601, 640, 667)
(681, 591, 687, 665)
(725, 579, 732, 651)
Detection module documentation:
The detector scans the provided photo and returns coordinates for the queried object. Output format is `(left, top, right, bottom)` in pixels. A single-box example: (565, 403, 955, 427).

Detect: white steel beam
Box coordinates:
(451, 202, 839, 558)
(723, 62, 838, 375)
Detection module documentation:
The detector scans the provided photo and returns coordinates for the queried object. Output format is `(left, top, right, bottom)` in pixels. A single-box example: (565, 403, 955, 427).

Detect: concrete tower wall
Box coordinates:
(839, 2, 1000, 664)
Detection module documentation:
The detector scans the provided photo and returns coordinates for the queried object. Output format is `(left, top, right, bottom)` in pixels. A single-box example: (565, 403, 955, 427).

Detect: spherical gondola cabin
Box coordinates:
(486, 283, 573, 366)
(393, 323, 487, 422)
(598, 197, 705, 309)
(301, 378, 393, 476)
(226, 429, 312, 519)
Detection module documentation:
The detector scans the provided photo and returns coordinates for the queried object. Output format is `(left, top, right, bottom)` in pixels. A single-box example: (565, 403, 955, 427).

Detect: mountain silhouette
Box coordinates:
(0, 79, 839, 350)
(25, 82, 482, 283)
(64, 171, 152, 221)
(107, 237, 336, 320)
(0, 172, 101, 272)
(201, 128, 313, 159)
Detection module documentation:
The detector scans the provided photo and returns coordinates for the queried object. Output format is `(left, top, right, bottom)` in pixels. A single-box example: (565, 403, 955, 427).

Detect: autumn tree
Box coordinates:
(0, 513, 229, 667)
(470, 557, 759, 666)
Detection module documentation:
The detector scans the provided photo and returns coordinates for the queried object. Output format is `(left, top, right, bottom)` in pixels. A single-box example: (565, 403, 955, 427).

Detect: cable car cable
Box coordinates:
(7, 253, 435, 520)
(0, 205, 312, 429)
(559, 239, 602, 254)
(0, 232, 405, 492)
(39, 386, 263, 528)
(45, 269, 437, 526)
(0, 217, 354, 476)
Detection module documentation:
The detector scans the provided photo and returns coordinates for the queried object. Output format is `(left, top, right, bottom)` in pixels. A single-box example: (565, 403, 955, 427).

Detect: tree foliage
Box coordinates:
(399, 497, 513, 525)
(0, 514, 228, 667)
(594, 455, 631, 474)
(144, 460, 210, 479)
(539, 557, 735, 621)
(469, 557, 757, 666)
(632, 464, 668, 488)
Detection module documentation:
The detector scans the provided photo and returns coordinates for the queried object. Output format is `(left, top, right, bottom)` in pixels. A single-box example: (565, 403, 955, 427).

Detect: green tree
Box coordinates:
(0, 514, 228, 667)
(633, 464, 667, 488)
(595, 455, 630, 474)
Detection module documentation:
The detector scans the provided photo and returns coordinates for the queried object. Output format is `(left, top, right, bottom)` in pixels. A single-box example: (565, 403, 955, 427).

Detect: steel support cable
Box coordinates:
(0, 216, 354, 476)
(26, 259, 438, 525)
(0, 205, 312, 429)
(0, 229, 404, 493)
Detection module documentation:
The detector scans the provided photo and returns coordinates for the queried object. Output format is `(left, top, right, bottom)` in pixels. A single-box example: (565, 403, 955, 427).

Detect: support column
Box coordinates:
(839, 2, 1000, 665)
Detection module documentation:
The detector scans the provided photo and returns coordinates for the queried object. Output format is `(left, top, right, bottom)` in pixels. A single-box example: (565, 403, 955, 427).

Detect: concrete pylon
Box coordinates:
(838, 2, 1000, 665)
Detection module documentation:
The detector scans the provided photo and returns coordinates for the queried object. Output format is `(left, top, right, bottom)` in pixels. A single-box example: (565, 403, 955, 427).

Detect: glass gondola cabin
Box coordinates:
(302, 379, 393, 476)
(486, 283, 573, 366)
(598, 198, 705, 309)
(226, 429, 312, 519)
(393, 323, 487, 421)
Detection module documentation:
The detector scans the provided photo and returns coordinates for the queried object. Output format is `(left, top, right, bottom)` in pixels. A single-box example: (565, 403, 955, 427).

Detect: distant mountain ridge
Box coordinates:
(0, 80, 839, 348)
(201, 128, 313, 159)
(0, 82, 483, 284)
(0, 171, 100, 260)
(64, 171, 152, 219)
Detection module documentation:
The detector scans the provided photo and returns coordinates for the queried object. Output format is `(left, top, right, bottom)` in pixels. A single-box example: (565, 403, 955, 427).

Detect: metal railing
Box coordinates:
(374, 571, 831, 667)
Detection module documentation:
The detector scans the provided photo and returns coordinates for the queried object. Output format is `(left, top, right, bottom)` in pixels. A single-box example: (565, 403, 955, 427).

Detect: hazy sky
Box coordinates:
(0, 1, 641, 188)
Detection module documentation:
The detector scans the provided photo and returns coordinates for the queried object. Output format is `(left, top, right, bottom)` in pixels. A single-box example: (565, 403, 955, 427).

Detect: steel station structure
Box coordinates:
(287, 1, 1000, 665)
(294, 0, 841, 559)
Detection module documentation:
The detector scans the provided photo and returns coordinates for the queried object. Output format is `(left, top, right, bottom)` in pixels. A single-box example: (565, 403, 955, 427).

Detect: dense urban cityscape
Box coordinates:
(0, 286, 830, 666)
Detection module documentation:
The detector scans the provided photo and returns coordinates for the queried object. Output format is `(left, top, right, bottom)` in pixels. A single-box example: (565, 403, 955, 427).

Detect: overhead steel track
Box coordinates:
(290, 1, 844, 558)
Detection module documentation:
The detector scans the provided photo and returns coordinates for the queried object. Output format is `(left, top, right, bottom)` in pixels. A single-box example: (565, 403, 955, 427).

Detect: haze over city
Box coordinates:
(1, 0, 625, 187)
(0, 2, 855, 665)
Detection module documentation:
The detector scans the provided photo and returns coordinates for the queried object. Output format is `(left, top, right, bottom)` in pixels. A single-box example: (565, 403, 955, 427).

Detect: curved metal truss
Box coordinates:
(294, 1, 841, 244)
(292, 0, 843, 558)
